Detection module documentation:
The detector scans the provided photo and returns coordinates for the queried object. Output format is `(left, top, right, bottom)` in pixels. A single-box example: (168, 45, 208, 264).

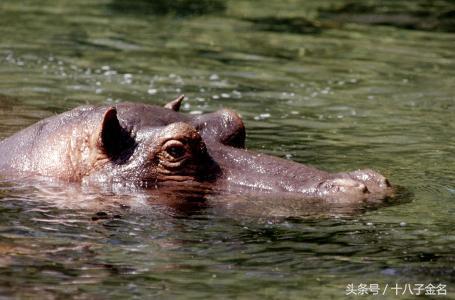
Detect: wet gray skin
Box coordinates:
(0, 96, 392, 203)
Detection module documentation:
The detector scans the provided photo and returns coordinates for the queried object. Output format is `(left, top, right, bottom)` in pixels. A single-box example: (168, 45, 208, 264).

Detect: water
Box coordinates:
(0, 0, 454, 298)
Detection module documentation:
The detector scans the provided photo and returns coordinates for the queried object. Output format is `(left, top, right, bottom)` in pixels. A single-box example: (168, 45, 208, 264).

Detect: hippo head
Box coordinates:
(82, 96, 392, 202)
(0, 95, 392, 203)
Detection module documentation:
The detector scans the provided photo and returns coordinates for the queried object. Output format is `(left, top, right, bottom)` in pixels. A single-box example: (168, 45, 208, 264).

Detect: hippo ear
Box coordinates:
(98, 107, 131, 158)
(164, 95, 184, 111)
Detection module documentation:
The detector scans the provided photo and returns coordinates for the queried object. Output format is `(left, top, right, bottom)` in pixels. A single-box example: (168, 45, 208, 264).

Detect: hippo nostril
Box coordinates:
(359, 183, 369, 194)
(374, 176, 391, 188)
(384, 178, 391, 187)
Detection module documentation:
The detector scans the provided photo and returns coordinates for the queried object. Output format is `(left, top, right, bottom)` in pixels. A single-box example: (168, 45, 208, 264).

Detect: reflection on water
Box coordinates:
(0, 0, 454, 298)
(319, 1, 455, 32)
(109, 0, 226, 16)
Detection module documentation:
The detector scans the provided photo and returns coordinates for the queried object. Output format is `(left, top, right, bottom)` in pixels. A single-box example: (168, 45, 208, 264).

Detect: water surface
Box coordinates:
(0, 0, 454, 298)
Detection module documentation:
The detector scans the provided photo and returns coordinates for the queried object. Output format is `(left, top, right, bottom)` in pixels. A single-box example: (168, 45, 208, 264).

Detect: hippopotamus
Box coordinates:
(0, 96, 392, 203)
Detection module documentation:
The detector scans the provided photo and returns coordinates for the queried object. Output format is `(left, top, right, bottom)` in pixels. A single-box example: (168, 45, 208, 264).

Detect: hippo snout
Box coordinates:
(343, 169, 391, 194)
(322, 178, 369, 193)
(314, 178, 370, 202)
(318, 169, 393, 202)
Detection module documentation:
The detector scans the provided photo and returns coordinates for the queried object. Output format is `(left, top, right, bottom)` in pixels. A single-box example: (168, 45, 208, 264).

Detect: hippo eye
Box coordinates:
(163, 140, 186, 160)
(167, 145, 185, 158)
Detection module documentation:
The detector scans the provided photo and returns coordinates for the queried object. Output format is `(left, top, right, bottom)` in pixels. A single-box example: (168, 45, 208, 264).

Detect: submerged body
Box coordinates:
(0, 96, 392, 203)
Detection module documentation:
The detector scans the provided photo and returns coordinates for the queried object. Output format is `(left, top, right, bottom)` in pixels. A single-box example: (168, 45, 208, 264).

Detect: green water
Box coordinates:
(0, 0, 454, 299)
